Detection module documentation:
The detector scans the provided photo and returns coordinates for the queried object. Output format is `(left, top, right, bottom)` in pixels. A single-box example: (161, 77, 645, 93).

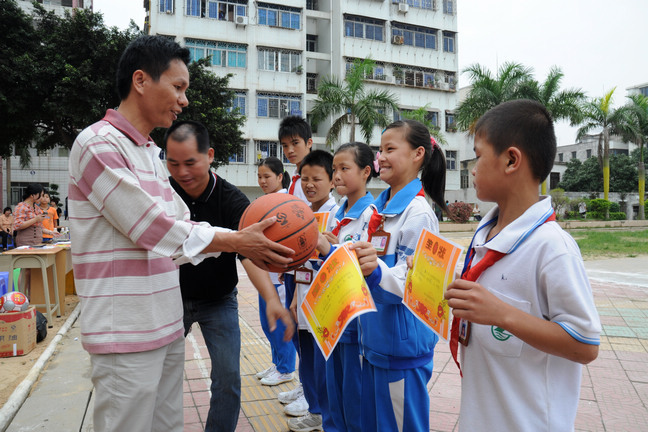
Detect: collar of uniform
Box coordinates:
(474, 195, 555, 254)
(373, 178, 422, 216)
(335, 192, 374, 221)
(102, 109, 151, 147)
(170, 171, 217, 203)
(314, 195, 337, 213)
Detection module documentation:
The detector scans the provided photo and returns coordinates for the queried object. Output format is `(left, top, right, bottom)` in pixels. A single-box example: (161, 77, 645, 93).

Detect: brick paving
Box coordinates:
(181, 260, 648, 432)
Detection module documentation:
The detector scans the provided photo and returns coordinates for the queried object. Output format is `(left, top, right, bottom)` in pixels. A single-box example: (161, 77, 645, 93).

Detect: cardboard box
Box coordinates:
(0, 307, 37, 357)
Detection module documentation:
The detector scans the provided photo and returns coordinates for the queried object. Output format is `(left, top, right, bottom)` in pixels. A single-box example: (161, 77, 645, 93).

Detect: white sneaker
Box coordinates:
(255, 365, 276, 379)
(287, 412, 322, 431)
(260, 370, 294, 386)
(278, 383, 304, 404)
(284, 394, 309, 417)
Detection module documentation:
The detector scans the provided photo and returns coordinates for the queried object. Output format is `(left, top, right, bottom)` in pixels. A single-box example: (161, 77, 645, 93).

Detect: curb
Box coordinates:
(0, 303, 81, 432)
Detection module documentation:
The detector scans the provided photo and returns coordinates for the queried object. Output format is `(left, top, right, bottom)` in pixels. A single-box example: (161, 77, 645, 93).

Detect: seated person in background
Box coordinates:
(472, 203, 482, 221)
(0, 207, 14, 251)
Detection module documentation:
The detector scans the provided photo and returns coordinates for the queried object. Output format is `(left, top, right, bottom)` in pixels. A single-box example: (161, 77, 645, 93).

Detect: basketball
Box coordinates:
(239, 193, 319, 272)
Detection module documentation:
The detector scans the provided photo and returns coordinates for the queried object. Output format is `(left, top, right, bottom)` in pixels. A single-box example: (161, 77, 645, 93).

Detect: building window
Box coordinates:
(392, 23, 437, 49)
(307, 73, 318, 94)
(550, 172, 560, 190)
(443, 0, 455, 15)
(256, 140, 281, 161)
(443, 31, 455, 53)
(571, 151, 577, 160)
(186, 39, 247, 68)
(345, 59, 385, 81)
(228, 92, 247, 115)
(306, 0, 318, 10)
(160, 0, 174, 13)
(460, 168, 469, 189)
(258, 3, 301, 29)
(229, 143, 247, 163)
(586, 149, 592, 158)
(186, 0, 247, 20)
(391, 0, 436, 10)
(257, 93, 302, 118)
(446, 111, 456, 132)
(446, 150, 457, 170)
(258, 48, 302, 73)
(392, 64, 440, 89)
(558, 153, 563, 162)
(61, 0, 73, 6)
(344, 15, 384, 41)
(306, 34, 317, 52)
(426, 111, 439, 127)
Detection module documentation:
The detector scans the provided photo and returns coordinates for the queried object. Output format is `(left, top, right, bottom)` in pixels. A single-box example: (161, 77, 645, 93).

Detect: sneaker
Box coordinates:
(278, 383, 304, 404)
(260, 370, 294, 386)
(284, 394, 309, 417)
(287, 412, 322, 432)
(255, 365, 276, 379)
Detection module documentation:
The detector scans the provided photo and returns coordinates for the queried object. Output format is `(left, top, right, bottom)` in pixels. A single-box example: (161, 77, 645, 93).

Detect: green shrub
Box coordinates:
(609, 212, 626, 220)
(565, 211, 580, 219)
(588, 199, 611, 215)
(609, 202, 620, 212)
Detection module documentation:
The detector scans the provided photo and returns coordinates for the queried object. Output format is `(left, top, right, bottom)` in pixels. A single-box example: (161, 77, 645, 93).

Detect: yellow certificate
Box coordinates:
(300, 243, 376, 359)
(310, 212, 331, 259)
(403, 229, 464, 341)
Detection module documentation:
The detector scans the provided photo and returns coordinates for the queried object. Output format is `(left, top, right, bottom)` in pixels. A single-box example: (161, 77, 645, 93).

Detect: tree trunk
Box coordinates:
(349, 113, 356, 143)
(603, 129, 610, 204)
(639, 158, 645, 221)
(5, 157, 11, 207)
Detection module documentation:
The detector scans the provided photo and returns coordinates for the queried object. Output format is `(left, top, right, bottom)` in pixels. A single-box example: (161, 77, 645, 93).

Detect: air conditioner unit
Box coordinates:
(398, 3, 409, 12)
(235, 15, 248, 26)
(392, 35, 404, 45)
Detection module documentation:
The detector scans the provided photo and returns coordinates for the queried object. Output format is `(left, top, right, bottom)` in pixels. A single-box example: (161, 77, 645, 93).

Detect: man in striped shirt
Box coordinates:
(68, 35, 293, 432)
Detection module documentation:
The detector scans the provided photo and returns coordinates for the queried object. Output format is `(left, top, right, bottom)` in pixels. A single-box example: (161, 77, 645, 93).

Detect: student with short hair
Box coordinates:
(445, 99, 601, 431)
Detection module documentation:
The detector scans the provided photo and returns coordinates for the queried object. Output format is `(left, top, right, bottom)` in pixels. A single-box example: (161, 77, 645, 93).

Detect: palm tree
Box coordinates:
(455, 62, 535, 133)
(399, 105, 447, 145)
(311, 58, 399, 147)
(527, 66, 585, 126)
(623, 94, 648, 219)
(576, 88, 630, 202)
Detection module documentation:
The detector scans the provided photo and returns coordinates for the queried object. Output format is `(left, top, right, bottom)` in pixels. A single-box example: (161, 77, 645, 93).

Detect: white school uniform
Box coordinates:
(458, 196, 601, 432)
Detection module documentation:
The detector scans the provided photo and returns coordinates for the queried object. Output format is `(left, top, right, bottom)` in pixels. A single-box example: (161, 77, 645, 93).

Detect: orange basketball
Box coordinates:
(239, 193, 319, 272)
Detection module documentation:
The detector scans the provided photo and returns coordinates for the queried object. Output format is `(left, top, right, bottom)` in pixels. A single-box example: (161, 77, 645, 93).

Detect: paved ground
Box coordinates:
(3, 247, 648, 431)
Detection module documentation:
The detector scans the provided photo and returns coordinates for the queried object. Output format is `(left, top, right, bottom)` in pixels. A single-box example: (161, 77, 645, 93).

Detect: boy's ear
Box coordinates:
(306, 138, 313, 151)
(504, 147, 523, 173)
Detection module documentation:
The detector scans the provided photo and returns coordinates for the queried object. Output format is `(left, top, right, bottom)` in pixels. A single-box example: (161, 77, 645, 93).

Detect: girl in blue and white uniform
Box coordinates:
(321, 142, 376, 432)
(360, 120, 448, 431)
(255, 157, 297, 386)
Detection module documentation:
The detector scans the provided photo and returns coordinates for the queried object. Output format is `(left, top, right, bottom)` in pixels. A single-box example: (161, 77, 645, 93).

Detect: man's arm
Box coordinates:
(445, 279, 599, 364)
(204, 217, 294, 270)
(241, 258, 294, 341)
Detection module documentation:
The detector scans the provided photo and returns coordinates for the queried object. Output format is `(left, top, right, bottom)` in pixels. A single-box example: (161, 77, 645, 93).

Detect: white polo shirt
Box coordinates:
(459, 196, 601, 432)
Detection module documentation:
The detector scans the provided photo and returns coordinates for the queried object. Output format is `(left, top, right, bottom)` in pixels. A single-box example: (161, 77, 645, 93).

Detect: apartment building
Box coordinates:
(147, 0, 461, 198)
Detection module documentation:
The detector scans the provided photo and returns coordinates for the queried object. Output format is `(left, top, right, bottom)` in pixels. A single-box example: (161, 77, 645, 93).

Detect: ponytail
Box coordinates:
(384, 120, 447, 213)
(281, 170, 290, 189)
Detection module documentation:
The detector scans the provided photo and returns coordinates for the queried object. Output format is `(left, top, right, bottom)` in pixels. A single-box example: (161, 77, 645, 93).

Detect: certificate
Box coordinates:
(300, 243, 376, 359)
(403, 229, 464, 341)
(310, 212, 331, 259)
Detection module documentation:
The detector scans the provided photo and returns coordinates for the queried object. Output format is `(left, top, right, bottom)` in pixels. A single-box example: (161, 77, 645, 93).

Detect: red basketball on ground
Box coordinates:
(239, 193, 319, 272)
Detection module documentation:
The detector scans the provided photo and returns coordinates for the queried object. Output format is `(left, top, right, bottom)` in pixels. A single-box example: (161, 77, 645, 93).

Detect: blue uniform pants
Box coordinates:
(360, 357, 433, 432)
(326, 342, 362, 432)
(258, 283, 296, 374)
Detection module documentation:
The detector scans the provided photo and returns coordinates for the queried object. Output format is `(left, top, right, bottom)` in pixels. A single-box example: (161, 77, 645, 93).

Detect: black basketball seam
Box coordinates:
(258, 198, 305, 222)
(274, 217, 317, 244)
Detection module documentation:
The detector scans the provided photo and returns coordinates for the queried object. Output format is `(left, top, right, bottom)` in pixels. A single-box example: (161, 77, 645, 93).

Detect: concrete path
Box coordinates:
(3, 255, 648, 431)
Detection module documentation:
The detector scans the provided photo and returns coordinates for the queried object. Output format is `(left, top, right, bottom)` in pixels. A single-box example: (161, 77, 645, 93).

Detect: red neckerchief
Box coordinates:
(288, 174, 300, 195)
(449, 211, 556, 376)
(367, 187, 425, 237)
(331, 218, 352, 236)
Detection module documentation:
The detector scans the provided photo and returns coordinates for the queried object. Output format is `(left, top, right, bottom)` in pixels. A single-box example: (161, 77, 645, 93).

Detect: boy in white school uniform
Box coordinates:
(445, 99, 601, 431)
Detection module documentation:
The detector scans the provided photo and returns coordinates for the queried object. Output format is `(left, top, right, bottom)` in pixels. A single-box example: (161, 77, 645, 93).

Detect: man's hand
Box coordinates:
(265, 297, 295, 342)
(349, 241, 378, 276)
(231, 217, 294, 270)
